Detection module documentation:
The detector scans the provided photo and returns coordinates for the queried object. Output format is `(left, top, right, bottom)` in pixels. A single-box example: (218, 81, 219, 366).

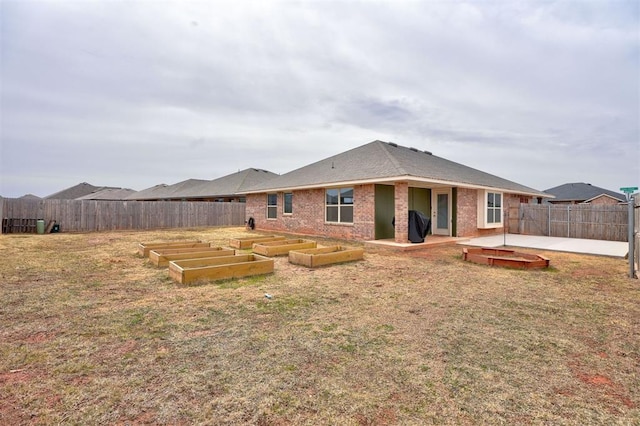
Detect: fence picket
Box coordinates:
(0, 198, 246, 233)
(518, 203, 628, 242)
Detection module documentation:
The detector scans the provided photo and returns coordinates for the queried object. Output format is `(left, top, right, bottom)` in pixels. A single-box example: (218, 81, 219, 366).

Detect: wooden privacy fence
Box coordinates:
(516, 203, 628, 242)
(0, 197, 246, 233)
(634, 195, 639, 278)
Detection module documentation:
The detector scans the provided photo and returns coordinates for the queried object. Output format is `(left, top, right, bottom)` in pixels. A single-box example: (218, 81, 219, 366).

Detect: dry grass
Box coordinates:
(1, 227, 638, 425)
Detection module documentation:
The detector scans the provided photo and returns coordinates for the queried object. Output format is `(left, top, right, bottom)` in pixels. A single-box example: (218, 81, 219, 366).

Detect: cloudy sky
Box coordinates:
(1, 0, 638, 198)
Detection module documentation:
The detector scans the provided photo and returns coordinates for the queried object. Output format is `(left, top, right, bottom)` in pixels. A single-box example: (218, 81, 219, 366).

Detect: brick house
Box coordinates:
(542, 182, 627, 205)
(241, 141, 550, 243)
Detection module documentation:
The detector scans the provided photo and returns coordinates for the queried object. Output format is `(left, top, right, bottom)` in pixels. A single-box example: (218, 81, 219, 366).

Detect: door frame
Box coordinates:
(431, 188, 452, 236)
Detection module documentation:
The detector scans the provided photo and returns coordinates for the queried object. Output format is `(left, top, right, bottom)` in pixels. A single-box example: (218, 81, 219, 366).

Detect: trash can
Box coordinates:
(36, 219, 45, 235)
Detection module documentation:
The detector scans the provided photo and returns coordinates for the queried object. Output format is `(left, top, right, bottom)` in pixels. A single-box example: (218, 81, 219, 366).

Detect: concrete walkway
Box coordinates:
(459, 234, 628, 258)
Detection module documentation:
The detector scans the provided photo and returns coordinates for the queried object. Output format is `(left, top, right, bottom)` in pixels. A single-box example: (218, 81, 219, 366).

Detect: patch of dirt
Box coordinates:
(568, 354, 636, 411)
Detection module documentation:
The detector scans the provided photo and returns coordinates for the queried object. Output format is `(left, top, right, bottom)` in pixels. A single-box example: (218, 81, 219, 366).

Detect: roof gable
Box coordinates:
(45, 182, 103, 199)
(243, 140, 547, 196)
(544, 183, 626, 203)
(125, 168, 278, 200)
(75, 188, 137, 200)
(185, 168, 278, 198)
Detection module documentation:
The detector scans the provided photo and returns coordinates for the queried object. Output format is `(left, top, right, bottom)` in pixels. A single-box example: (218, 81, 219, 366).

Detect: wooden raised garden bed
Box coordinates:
(288, 245, 364, 268)
(169, 254, 274, 284)
(462, 247, 550, 270)
(149, 247, 235, 267)
(252, 239, 317, 257)
(229, 235, 286, 249)
(138, 241, 209, 257)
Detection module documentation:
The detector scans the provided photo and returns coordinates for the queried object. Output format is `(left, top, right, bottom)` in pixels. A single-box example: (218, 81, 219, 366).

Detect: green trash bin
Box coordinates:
(36, 219, 45, 234)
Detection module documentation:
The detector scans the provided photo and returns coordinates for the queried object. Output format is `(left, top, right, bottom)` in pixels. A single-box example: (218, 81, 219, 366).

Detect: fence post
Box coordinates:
(629, 194, 635, 278)
(567, 205, 570, 237)
(548, 204, 551, 236)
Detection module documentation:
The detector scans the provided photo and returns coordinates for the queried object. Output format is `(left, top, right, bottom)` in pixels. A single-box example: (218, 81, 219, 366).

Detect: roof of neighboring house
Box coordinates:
(543, 183, 627, 203)
(19, 194, 42, 200)
(125, 168, 279, 200)
(242, 140, 549, 197)
(126, 179, 208, 200)
(184, 168, 279, 198)
(45, 182, 120, 200)
(75, 188, 137, 200)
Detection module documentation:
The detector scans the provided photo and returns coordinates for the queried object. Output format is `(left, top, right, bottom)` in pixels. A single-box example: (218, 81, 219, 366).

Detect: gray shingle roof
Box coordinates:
(184, 168, 278, 198)
(125, 168, 278, 200)
(45, 182, 120, 199)
(543, 182, 626, 203)
(243, 140, 548, 196)
(75, 188, 137, 200)
(126, 179, 208, 200)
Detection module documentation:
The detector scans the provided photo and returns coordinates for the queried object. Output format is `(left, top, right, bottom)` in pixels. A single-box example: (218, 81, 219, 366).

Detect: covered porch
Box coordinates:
(375, 181, 455, 243)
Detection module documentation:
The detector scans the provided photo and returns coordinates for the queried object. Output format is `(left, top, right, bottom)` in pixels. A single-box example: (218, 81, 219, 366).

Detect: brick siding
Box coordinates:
(245, 184, 375, 241)
(455, 187, 478, 237)
(247, 184, 529, 241)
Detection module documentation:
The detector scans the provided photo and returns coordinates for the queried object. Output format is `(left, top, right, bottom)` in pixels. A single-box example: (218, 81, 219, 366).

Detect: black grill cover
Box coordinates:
(392, 210, 432, 243)
(408, 210, 431, 243)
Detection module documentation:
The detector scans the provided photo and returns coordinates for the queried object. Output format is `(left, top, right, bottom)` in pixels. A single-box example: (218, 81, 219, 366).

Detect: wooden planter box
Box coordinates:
(138, 241, 209, 257)
(169, 254, 274, 284)
(149, 247, 235, 267)
(462, 247, 550, 270)
(289, 245, 364, 268)
(252, 239, 317, 257)
(229, 235, 286, 249)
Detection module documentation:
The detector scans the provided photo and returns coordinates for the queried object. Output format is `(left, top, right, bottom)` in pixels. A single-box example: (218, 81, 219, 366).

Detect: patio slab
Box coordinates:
(459, 234, 628, 258)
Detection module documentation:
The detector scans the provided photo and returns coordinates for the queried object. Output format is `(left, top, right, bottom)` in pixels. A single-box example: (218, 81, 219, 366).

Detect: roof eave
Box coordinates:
(240, 175, 551, 198)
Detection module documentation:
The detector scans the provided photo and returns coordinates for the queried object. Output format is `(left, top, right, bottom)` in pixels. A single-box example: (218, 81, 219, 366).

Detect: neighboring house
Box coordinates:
(126, 179, 209, 201)
(126, 168, 278, 202)
(241, 140, 550, 243)
(45, 182, 108, 199)
(75, 188, 137, 200)
(543, 183, 627, 205)
(19, 194, 42, 200)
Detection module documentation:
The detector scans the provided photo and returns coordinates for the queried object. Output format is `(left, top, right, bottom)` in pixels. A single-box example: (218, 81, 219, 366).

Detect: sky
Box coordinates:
(1, 0, 639, 198)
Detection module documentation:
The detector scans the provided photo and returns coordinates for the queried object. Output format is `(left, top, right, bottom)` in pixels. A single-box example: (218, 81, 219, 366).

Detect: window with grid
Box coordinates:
(267, 193, 277, 219)
(326, 188, 353, 223)
(487, 192, 502, 224)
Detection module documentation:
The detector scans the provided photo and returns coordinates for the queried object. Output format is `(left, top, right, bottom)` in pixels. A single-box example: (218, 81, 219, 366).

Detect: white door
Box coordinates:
(432, 189, 451, 236)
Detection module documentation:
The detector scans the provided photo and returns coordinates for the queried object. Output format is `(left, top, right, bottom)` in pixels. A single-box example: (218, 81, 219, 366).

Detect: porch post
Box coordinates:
(394, 181, 409, 243)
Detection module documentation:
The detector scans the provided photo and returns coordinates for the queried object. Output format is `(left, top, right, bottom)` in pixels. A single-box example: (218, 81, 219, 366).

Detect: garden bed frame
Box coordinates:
(462, 247, 550, 269)
(138, 241, 209, 257)
(289, 245, 364, 268)
(252, 239, 317, 257)
(168, 254, 274, 284)
(149, 247, 235, 267)
(229, 235, 286, 249)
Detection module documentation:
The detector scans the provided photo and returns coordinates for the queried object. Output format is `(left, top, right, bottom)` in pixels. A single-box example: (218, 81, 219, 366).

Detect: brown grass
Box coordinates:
(1, 227, 638, 425)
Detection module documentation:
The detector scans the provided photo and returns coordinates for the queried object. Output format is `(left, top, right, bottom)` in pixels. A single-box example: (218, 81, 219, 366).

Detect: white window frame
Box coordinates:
(477, 190, 503, 229)
(283, 192, 293, 215)
(325, 187, 354, 224)
(267, 193, 277, 219)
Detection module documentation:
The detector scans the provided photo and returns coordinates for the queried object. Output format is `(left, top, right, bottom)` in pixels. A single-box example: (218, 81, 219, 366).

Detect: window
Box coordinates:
(477, 190, 503, 228)
(267, 193, 277, 219)
(487, 192, 502, 224)
(326, 187, 353, 223)
(283, 193, 293, 214)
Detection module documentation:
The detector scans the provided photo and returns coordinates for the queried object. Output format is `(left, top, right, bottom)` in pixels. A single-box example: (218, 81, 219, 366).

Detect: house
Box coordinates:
(126, 179, 209, 201)
(44, 182, 133, 200)
(241, 140, 550, 243)
(126, 168, 278, 202)
(75, 187, 137, 200)
(543, 183, 627, 205)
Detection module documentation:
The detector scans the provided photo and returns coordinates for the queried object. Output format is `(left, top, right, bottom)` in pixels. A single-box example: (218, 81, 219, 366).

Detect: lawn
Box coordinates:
(1, 227, 638, 425)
